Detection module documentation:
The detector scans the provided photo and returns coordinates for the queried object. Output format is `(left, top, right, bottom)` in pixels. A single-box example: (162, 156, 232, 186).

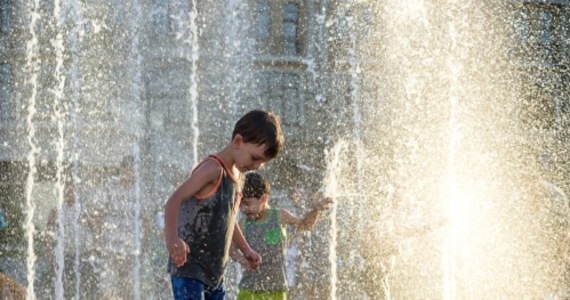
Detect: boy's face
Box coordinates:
(240, 196, 265, 221)
(233, 135, 271, 172)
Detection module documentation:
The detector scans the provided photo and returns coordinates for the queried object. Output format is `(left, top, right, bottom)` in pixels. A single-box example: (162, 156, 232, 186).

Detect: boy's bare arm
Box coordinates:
(232, 223, 261, 269)
(281, 196, 334, 231)
(229, 242, 254, 270)
(393, 218, 446, 238)
(164, 160, 221, 267)
(231, 222, 249, 252)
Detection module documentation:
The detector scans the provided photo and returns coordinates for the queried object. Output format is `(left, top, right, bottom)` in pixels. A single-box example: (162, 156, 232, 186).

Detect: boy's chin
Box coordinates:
(246, 214, 259, 221)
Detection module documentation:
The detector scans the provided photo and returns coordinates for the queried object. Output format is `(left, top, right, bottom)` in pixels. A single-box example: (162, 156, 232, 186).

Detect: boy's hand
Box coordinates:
(243, 249, 262, 270)
(167, 238, 190, 267)
(315, 197, 334, 211)
(237, 256, 254, 271)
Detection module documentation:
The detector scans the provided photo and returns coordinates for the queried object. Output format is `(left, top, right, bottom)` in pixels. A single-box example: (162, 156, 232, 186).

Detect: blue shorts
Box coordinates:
(171, 276, 225, 300)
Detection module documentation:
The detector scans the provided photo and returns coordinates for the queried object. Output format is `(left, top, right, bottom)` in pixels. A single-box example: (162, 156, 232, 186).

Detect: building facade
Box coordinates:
(0, 0, 569, 299)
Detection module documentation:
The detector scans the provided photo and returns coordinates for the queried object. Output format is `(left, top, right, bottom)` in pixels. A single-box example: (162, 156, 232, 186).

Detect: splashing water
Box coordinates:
(442, 5, 462, 299)
(132, 144, 143, 300)
(68, 0, 84, 298)
(2, 1, 569, 299)
(53, 0, 68, 297)
(189, 0, 200, 166)
(130, 2, 143, 298)
(323, 141, 345, 300)
(23, 0, 41, 298)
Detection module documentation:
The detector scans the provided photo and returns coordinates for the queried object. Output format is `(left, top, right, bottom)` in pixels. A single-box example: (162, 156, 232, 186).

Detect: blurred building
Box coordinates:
(0, 0, 569, 299)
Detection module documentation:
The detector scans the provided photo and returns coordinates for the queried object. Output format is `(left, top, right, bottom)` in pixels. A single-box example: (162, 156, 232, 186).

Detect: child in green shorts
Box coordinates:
(233, 171, 333, 300)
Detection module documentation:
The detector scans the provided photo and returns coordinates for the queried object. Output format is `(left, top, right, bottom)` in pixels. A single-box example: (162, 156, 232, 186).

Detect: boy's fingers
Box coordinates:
(168, 241, 189, 267)
(174, 253, 186, 267)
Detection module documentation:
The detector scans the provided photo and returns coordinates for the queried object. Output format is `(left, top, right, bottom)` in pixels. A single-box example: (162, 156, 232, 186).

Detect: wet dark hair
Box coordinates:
(242, 171, 271, 199)
(232, 109, 285, 159)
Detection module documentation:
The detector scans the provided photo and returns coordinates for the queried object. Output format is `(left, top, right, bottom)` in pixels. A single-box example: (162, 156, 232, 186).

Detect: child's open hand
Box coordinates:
(315, 197, 334, 211)
(237, 256, 254, 271)
(243, 249, 262, 270)
(167, 238, 190, 267)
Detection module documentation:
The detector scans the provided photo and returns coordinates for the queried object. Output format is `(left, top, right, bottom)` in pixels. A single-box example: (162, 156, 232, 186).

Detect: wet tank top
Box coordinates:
(168, 155, 241, 287)
(239, 208, 288, 292)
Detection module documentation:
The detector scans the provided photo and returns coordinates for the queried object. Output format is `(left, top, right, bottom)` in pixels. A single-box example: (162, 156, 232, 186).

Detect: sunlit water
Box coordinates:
(188, 0, 200, 167)
(68, 1, 83, 298)
(323, 141, 345, 300)
(1, 1, 569, 299)
(23, 0, 41, 298)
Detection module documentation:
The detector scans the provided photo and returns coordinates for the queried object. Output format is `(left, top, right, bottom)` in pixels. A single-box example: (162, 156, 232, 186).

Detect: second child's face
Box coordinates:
(234, 138, 271, 172)
(240, 196, 264, 220)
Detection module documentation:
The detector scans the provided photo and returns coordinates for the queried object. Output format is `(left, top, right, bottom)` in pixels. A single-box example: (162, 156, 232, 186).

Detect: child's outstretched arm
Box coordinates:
(232, 223, 262, 270)
(164, 160, 222, 267)
(282, 196, 334, 231)
(393, 217, 447, 238)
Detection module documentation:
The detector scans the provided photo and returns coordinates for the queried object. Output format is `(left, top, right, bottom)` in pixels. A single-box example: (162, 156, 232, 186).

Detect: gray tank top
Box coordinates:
(239, 208, 288, 292)
(168, 155, 240, 287)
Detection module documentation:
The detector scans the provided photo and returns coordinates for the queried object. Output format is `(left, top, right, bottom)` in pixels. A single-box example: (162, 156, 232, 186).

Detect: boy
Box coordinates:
(234, 171, 333, 300)
(164, 110, 285, 300)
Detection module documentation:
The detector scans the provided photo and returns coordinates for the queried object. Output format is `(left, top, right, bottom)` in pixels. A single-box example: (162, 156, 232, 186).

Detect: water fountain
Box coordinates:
(0, 0, 569, 299)
(332, 1, 569, 299)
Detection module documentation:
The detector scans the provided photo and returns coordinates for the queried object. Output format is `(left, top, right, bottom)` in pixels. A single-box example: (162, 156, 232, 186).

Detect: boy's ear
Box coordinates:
(260, 194, 269, 205)
(233, 134, 243, 148)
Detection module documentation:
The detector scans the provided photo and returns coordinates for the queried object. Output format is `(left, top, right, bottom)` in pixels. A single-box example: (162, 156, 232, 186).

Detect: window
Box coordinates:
(151, 0, 168, 36)
(282, 3, 299, 55)
(254, 1, 271, 53)
(0, 63, 11, 121)
(251, 0, 305, 56)
(519, 77, 556, 130)
(515, 4, 563, 65)
(253, 71, 304, 126)
(0, 0, 10, 33)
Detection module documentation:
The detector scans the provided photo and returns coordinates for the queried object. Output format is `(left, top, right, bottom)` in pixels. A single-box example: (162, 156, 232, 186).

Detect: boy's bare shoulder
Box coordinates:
(192, 158, 224, 177)
(181, 158, 225, 190)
